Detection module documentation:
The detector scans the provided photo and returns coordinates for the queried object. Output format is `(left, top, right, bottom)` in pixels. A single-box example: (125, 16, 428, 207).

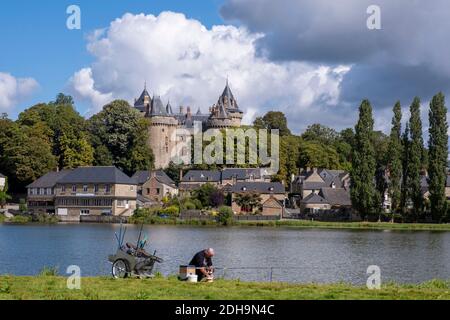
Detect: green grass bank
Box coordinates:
(0, 276, 449, 300)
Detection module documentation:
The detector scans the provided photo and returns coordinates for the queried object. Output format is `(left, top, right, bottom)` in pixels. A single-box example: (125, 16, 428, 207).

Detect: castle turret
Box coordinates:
(134, 84, 152, 114)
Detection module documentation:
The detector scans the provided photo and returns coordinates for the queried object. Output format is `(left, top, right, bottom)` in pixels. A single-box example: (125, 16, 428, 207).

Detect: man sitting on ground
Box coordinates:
(189, 248, 215, 281)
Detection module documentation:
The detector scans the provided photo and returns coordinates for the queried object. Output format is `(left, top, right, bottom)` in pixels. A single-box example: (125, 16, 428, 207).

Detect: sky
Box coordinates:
(1, 0, 450, 135)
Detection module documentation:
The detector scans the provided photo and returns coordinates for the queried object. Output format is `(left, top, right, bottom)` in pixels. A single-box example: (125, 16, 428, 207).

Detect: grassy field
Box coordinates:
(0, 276, 449, 300)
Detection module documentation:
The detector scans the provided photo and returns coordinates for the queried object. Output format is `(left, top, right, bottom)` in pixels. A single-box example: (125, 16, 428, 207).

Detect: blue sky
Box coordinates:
(1, 1, 450, 134)
(0, 0, 224, 118)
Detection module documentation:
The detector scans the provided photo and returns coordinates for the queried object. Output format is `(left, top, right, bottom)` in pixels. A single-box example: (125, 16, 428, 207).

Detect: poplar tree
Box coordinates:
(351, 100, 376, 219)
(407, 97, 425, 219)
(428, 93, 448, 222)
(387, 102, 403, 213)
(400, 122, 410, 216)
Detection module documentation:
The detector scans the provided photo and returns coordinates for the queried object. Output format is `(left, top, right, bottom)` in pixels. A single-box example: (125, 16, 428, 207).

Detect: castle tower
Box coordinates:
(134, 83, 152, 114)
(207, 80, 243, 128)
(147, 96, 178, 169)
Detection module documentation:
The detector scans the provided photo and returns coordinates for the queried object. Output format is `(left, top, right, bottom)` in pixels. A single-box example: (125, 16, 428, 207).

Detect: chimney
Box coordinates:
(187, 106, 192, 119)
(150, 171, 156, 179)
(179, 169, 183, 182)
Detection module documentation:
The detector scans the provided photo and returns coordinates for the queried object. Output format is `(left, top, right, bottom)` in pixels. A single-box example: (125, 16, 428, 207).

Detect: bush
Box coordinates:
(19, 199, 27, 213)
(160, 205, 180, 217)
(9, 215, 31, 224)
(217, 206, 234, 226)
(192, 199, 203, 210)
(184, 201, 196, 210)
(39, 266, 59, 276)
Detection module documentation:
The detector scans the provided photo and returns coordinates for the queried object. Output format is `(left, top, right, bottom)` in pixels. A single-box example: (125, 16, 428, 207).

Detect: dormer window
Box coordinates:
(242, 187, 247, 191)
(269, 187, 274, 192)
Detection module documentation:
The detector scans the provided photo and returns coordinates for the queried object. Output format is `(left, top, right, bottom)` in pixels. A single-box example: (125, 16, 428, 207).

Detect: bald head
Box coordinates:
(205, 248, 215, 258)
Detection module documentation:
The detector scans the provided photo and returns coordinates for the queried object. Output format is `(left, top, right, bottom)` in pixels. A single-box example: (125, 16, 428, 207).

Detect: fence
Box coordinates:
(79, 215, 128, 224)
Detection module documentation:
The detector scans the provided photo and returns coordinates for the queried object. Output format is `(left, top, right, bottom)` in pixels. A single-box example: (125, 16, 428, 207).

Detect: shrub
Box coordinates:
(9, 215, 31, 224)
(184, 201, 196, 210)
(160, 205, 180, 217)
(19, 199, 27, 213)
(39, 266, 59, 276)
(192, 199, 203, 210)
(217, 206, 234, 226)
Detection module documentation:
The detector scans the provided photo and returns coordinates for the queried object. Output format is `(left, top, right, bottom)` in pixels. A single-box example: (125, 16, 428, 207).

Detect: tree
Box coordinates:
(387, 102, 403, 213)
(0, 179, 12, 209)
(164, 162, 185, 185)
(0, 120, 57, 189)
(428, 93, 448, 222)
(302, 124, 339, 144)
(192, 184, 221, 208)
(298, 141, 341, 169)
(350, 100, 377, 219)
(407, 97, 425, 219)
(59, 133, 94, 169)
(233, 193, 262, 213)
(88, 100, 154, 175)
(400, 122, 410, 216)
(253, 111, 291, 136)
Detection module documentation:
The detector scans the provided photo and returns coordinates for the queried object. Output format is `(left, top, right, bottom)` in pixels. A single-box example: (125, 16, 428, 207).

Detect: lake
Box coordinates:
(0, 223, 449, 284)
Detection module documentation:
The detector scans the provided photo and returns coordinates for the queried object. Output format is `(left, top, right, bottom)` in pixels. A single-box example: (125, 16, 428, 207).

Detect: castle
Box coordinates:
(134, 81, 244, 168)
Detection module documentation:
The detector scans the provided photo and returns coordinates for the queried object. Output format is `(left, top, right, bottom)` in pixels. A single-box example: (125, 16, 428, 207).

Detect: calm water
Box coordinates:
(0, 224, 449, 284)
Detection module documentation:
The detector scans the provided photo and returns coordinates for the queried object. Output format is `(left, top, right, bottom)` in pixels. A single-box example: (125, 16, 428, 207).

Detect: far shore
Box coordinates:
(2, 213, 450, 231)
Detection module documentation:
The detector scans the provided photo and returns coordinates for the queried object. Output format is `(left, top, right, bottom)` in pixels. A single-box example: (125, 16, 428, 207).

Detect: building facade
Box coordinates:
(134, 81, 244, 169)
(0, 173, 6, 191)
(132, 170, 178, 204)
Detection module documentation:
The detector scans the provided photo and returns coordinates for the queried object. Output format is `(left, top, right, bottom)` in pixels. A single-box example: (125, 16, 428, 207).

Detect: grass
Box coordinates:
(129, 217, 450, 232)
(0, 276, 449, 300)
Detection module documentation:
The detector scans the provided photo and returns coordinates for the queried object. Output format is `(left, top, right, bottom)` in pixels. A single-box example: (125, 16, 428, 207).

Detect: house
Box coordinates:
(221, 168, 270, 187)
(231, 182, 286, 216)
(132, 170, 178, 204)
(52, 166, 137, 221)
(179, 170, 221, 196)
(0, 173, 6, 191)
(292, 168, 350, 199)
(300, 188, 351, 214)
(27, 170, 72, 214)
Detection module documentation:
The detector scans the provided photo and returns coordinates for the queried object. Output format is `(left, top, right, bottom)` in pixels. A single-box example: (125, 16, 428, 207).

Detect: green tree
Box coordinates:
(233, 193, 262, 213)
(428, 93, 448, 222)
(0, 179, 12, 209)
(253, 111, 291, 136)
(350, 100, 377, 219)
(407, 97, 425, 219)
(302, 124, 339, 144)
(298, 141, 341, 170)
(192, 183, 222, 208)
(400, 122, 410, 216)
(387, 102, 403, 213)
(88, 100, 154, 175)
(59, 133, 94, 169)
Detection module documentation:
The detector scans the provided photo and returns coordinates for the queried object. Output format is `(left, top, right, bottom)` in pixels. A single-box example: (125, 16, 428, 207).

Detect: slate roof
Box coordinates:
(134, 88, 151, 112)
(301, 193, 329, 205)
(27, 170, 72, 188)
(181, 170, 221, 183)
(231, 182, 285, 194)
(320, 188, 351, 206)
(132, 170, 176, 187)
(222, 168, 261, 180)
(149, 96, 168, 116)
(179, 183, 205, 191)
(303, 181, 328, 190)
(58, 167, 136, 185)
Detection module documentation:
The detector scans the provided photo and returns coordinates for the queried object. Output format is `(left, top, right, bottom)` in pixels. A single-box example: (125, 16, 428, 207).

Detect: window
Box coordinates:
(83, 185, 88, 192)
(156, 188, 160, 195)
(117, 200, 125, 207)
(72, 185, 77, 192)
(47, 188, 52, 195)
(105, 185, 111, 193)
(40, 188, 44, 195)
(80, 209, 90, 216)
(61, 185, 66, 192)
(94, 185, 99, 192)
(146, 188, 150, 195)
(130, 186, 134, 191)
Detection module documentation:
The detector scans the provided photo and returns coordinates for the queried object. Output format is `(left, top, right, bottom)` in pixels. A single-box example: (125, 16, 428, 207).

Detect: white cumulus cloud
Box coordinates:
(69, 11, 350, 132)
(0, 72, 39, 113)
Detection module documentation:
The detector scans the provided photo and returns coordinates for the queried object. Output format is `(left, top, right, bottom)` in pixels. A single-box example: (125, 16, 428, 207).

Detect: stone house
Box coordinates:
(132, 170, 178, 204)
(231, 182, 286, 216)
(0, 173, 6, 191)
(27, 170, 72, 214)
(179, 170, 221, 197)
